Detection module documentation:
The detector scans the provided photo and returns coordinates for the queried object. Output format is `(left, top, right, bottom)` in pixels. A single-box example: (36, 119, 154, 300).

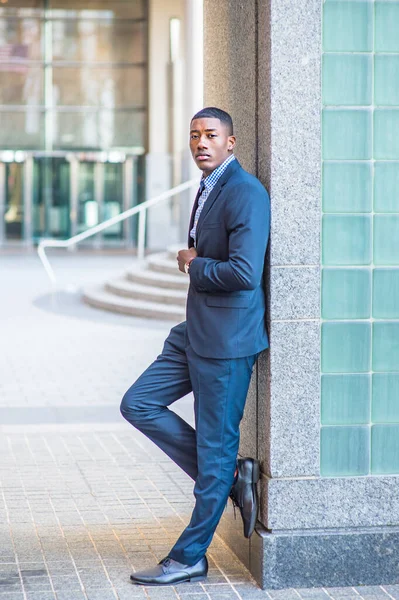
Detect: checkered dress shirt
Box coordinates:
(190, 154, 236, 246)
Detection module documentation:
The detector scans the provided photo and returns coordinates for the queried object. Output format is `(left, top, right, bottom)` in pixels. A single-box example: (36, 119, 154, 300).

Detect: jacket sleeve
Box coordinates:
(188, 182, 270, 293)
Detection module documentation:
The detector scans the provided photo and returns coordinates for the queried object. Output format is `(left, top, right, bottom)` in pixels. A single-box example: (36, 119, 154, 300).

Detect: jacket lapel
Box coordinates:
(195, 159, 240, 238)
(187, 185, 203, 248)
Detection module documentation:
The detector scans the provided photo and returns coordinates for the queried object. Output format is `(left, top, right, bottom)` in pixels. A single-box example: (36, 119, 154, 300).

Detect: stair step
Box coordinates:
(83, 286, 186, 321)
(166, 244, 183, 260)
(126, 267, 189, 291)
(147, 252, 184, 276)
(106, 278, 187, 306)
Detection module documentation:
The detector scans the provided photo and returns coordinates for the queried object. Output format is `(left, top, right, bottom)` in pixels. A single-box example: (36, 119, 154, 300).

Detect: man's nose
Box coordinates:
(197, 135, 208, 147)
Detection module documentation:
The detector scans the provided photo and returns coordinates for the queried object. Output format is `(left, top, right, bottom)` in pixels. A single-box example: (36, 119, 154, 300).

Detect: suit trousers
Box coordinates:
(120, 321, 257, 566)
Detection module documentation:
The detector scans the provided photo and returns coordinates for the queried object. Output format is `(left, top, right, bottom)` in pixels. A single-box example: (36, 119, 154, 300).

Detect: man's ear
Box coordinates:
(228, 135, 236, 151)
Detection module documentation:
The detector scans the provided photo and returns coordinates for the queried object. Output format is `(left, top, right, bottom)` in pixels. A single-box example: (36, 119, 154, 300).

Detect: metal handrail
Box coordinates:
(37, 178, 198, 285)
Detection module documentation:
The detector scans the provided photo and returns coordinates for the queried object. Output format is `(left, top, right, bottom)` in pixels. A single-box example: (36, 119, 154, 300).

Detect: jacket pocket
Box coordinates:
(201, 222, 222, 229)
(206, 295, 249, 308)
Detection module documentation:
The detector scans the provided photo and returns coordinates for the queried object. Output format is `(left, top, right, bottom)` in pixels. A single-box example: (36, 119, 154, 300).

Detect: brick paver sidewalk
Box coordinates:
(0, 252, 398, 600)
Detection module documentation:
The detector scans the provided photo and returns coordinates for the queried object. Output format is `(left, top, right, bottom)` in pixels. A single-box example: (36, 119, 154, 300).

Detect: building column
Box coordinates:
(204, 0, 399, 590)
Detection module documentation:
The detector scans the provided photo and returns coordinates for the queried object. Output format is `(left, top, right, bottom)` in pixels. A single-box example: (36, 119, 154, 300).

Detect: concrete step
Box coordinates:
(106, 278, 187, 307)
(82, 286, 186, 321)
(166, 244, 182, 260)
(126, 267, 189, 291)
(147, 252, 184, 276)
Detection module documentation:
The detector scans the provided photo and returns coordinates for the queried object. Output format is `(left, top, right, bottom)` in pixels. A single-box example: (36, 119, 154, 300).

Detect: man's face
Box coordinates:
(189, 117, 236, 176)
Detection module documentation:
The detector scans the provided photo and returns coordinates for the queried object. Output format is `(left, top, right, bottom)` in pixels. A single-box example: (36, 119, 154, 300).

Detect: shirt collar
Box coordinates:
(201, 154, 236, 190)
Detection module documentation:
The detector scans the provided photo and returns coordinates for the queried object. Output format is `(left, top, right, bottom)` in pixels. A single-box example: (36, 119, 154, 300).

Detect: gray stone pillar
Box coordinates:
(204, 0, 399, 590)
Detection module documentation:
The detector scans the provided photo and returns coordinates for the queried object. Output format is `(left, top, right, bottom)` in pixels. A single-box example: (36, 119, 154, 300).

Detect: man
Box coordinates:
(121, 107, 270, 586)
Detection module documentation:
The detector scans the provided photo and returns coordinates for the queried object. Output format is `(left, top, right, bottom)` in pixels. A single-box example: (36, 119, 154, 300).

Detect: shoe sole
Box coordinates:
(131, 574, 207, 586)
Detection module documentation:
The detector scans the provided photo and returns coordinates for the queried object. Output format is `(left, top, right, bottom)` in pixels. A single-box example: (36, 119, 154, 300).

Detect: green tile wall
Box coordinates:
(321, 375, 371, 425)
(323, 162, 372, 213)
(323, 54, 372, 106)
(321, 426, 370, 476)
(375, 2, 399, 52)
(373, 215, 399, 265)
(323, 1, 373, 52)
(322, 0, 399, 477)
(372, 322, 399, 372)
(322, 215, 372, 265)
(321, 322, 371, 373)
(375, 56, 399, 105)
(374, 110, 399, 159)
(322, 110, 372, 159)
(372, 374, 399, 423)
(322, 269, 371, 319)
(373, 269, 399, 318)
(371, 425, 399, 474)
(374, 162, 399, 212)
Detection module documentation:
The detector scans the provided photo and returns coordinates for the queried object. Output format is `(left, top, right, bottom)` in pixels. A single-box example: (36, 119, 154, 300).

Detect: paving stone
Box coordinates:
(85, 590, 119, 600)
(382, 586, 399, 600)
(142, 587, 180, 599)
(324, 589, 357, 597)
(25, 593, 56, 600)
(236, 587, 273, 600)
(267, 591, 300, 599)
(115, 588, 148, 599)
(50, 575, 82, 590)
(296, 590, 329, 599)
(0, 254, 385, 600)
(354, 586, 390, 596)
(178, 594, 209, 600)
(55, 593, 87, 600)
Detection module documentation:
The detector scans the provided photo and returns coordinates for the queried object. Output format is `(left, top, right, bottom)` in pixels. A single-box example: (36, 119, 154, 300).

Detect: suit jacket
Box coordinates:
(186, 158, 270, 359)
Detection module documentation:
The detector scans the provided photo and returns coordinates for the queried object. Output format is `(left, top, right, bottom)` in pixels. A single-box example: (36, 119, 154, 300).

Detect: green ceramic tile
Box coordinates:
(372, 322, 399, 371)
(323, 54, 372, 106)
(322, 322, 371, 373)
(321, 425, 370, 476)
(375, 2, 399, 52)
(323, 1, 373, 52)
(373, 269, 399, 318)
(322, 215, 372, 266)
(323, 109, 372, 160)
(374, 162, 399, 213)
(321, 374, 371, 425)
(375, 55, 399, 105)
(374, 110, 399, 159)
(373, 215, 399, 265)
(323, 162, 372, 213)
(372, 374, 399, 423)
(371, 425, 399, 474)
(322, 268, 371, 319)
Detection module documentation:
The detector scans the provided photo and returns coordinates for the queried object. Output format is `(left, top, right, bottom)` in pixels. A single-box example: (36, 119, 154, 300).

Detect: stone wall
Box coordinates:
(204, 0, 399, 589)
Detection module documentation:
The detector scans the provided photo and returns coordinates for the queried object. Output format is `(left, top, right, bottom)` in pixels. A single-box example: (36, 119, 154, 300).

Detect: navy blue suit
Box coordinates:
(121, 158, 270, 565)
(187, 158, 269, 358)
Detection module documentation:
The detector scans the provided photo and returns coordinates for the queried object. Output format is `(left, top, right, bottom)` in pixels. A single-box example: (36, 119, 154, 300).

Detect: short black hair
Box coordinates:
(191, 107, 234, 135)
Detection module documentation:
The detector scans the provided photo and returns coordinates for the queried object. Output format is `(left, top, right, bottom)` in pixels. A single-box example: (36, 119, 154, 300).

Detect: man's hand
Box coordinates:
(177, 247, 198, 273)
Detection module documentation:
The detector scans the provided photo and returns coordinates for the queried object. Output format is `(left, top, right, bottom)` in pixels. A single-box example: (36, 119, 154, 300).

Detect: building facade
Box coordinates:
(204, 0, 399, 589)
(0, 0, 199, 249)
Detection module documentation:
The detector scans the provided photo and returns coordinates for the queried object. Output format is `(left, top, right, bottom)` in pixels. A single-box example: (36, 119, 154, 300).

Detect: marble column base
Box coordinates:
(218, 504, 399, 589)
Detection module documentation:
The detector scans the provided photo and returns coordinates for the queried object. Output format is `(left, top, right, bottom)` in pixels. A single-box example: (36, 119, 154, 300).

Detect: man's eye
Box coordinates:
(208, 134, 216, 138)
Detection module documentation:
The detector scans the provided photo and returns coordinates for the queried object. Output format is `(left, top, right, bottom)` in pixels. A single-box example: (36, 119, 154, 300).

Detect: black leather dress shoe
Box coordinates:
(130, 556, 208, 586)
(230, 457, 260, 538)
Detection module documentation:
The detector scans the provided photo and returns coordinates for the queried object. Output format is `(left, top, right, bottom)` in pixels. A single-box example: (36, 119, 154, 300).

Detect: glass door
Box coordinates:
(77, 161, 98, 233)
(4, 162, 24, 240)
(0, 151, 141, 247)
(103, 162, 123, 240)
(33, 157, 70, 239)
(72, 155, 137, 246)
